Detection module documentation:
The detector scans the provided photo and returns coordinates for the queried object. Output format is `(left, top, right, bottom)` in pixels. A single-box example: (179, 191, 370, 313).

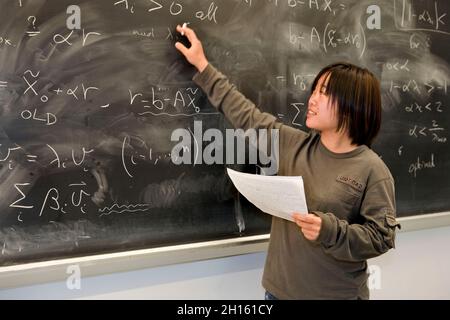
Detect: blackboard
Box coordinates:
(0, 0, 449, 267)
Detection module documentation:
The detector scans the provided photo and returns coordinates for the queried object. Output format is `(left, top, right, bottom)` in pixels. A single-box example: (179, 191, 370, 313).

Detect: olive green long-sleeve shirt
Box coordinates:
(193, 64, 400, 300)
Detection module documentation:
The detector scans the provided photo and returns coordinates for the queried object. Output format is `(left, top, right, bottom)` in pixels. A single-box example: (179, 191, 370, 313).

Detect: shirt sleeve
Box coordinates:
(192, 63, 308, 155)
(312, 177, 401, 262)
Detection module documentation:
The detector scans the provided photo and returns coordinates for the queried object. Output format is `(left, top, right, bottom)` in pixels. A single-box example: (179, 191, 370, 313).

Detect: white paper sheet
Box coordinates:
(226, 168, 308, 222)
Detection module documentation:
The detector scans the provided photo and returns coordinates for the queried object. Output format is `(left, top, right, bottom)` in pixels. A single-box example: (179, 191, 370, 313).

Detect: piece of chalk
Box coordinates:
(181, 22, 187, 36)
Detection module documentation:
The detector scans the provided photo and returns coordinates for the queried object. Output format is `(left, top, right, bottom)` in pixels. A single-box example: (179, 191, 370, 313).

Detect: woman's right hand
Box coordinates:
(175, 25, 209, 73)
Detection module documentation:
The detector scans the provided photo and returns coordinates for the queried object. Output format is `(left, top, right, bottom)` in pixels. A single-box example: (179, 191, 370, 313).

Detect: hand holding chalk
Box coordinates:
(175, 24, 209, 73)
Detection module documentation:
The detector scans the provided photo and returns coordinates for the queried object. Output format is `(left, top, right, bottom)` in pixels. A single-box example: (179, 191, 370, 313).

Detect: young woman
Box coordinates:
(174, 25, 400, 300)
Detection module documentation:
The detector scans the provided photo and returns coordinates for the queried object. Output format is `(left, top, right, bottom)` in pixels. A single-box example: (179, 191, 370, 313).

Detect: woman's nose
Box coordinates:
(309, 93, 317, 106)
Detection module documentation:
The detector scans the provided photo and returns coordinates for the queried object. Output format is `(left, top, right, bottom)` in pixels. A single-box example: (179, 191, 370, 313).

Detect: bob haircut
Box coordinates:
(310, 62, 382, 147)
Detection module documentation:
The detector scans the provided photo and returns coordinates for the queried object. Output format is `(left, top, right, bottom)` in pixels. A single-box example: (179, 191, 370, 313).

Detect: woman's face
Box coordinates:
(306, 73, 339, 133)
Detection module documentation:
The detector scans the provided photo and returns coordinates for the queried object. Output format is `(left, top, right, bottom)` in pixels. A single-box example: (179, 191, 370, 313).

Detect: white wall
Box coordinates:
(369, 225, 450, 299)
(1, 226, 449, 300)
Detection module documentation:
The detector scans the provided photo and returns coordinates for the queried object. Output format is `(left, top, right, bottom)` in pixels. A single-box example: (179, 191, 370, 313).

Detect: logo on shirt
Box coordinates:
(336, 175, 365, 192)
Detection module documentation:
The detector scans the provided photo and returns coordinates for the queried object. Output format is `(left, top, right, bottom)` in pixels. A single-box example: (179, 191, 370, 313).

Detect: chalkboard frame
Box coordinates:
(0, 211, 449, 290)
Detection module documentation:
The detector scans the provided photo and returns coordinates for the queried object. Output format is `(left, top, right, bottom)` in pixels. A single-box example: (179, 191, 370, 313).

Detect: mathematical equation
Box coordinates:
(396, 0, 449, 35)
(113, 0, 219, 23)
(389, 79, 447, 95)
(10, 181, 92, 219)
(18, 69, 108, 125)
(129, 86, 205, 116)
(11, 68, 210, 126)
(8, 179, 152, 223)
(0, 137, 174, 176)
(0, 144, 92, 170)
(289, 22, 366, 58)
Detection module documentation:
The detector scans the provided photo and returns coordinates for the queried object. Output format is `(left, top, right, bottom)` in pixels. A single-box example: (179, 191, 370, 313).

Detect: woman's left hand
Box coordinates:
(292, 213, 322, 241)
